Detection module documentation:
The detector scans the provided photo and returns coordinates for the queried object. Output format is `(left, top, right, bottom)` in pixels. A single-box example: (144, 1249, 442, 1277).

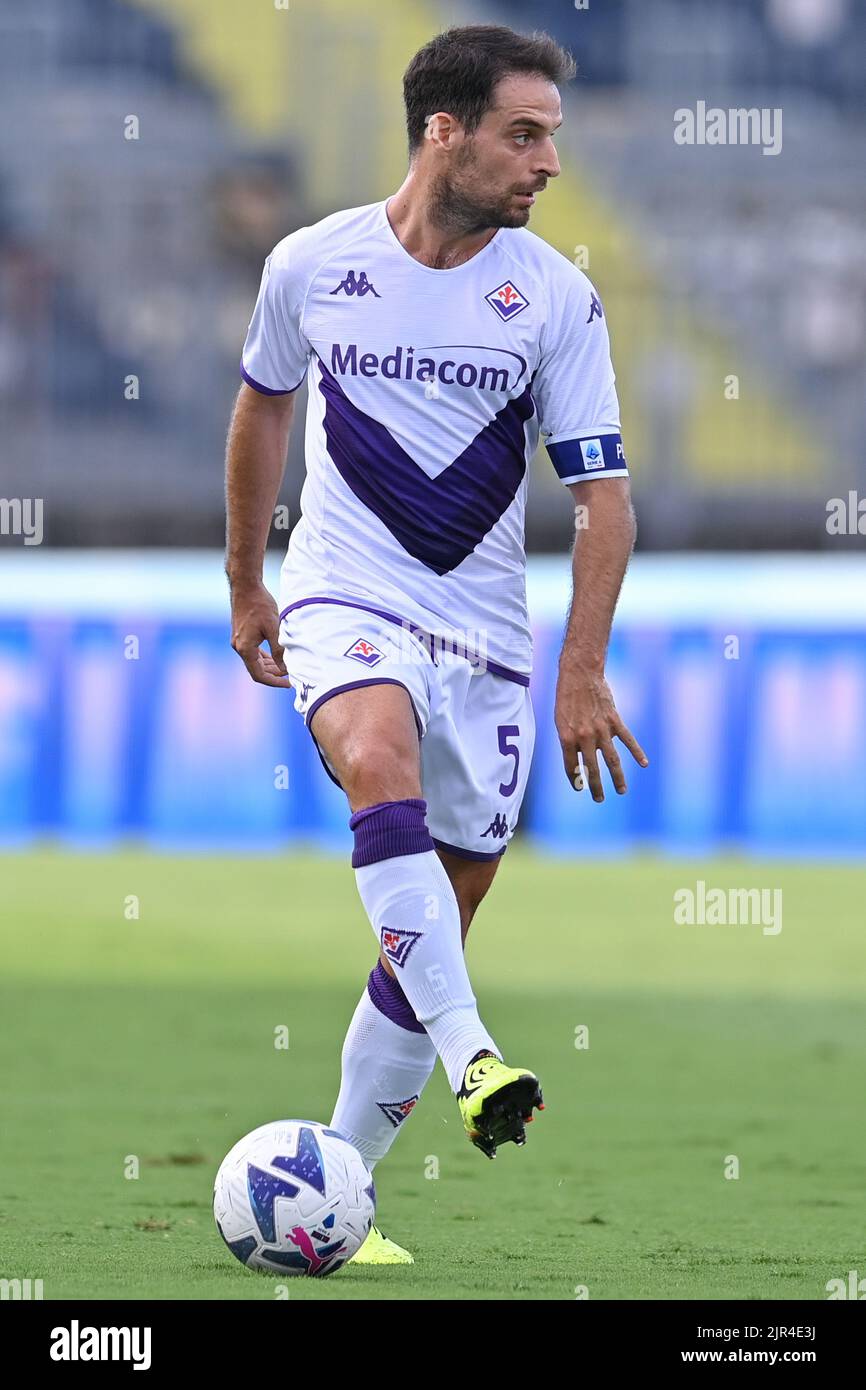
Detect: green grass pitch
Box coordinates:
(1, 847, 864, 1301)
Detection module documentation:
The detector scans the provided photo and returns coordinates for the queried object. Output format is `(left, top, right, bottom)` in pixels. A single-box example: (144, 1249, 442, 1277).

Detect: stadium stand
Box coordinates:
(0, 0, 863, 549)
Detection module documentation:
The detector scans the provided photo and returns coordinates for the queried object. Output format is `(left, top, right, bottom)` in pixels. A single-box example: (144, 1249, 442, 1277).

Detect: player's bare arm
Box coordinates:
(555, 476, 649, 801)
(225, 382, 294, 688)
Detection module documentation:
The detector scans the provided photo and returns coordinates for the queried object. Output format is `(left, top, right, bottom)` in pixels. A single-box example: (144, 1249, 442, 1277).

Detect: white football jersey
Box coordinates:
(241, 199, 627, 681)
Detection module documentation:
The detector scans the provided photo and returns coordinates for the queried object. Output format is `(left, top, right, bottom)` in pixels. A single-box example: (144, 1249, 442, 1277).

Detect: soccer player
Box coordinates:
(225, 24, 647, 1263)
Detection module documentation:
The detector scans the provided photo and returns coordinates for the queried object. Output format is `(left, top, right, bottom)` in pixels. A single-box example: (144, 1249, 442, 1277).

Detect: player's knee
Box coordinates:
(338, 737, 420, 809)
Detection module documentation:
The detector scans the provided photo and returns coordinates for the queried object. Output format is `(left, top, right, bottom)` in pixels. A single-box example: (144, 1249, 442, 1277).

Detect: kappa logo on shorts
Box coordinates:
(376, 1095, 419, 1129)
(380, 926, 423, 968)
(344, 637, 385, 667)
(481, 812, 509, 840)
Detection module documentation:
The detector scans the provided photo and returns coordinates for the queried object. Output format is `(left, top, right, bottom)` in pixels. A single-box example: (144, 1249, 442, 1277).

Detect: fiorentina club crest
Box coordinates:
(377, 1095, 419, 1129)
(344, 637, 385, 667)
(484, 279, 530, 322)
(380, 926, 423, 968)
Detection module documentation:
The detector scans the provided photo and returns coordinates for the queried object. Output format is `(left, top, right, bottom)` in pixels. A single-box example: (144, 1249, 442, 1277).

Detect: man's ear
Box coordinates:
(425, 112, 457, 146)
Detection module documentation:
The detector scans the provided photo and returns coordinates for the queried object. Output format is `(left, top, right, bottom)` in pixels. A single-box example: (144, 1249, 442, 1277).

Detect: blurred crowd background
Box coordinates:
(2, 0, 865, 855)
(2, 0, 864, 551)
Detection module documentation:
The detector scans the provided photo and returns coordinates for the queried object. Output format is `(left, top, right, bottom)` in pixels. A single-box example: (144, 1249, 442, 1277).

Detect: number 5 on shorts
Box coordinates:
(497, 724, 520, 797)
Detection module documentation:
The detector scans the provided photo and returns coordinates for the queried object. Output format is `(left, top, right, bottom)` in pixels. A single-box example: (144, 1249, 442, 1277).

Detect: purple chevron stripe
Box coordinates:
(315, 356, 534, 574)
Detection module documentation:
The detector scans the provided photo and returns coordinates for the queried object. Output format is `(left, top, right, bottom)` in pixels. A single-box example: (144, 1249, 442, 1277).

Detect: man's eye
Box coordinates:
(513, 133, 531, 145)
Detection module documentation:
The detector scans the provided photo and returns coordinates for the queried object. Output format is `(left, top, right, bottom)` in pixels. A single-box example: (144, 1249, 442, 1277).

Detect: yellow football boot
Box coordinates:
(457, 1050, 544, 1159)
(349, 1224, 415, 1265)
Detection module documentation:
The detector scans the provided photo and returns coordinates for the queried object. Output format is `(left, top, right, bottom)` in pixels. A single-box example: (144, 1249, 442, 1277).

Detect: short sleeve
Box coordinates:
(240, 249, 311, 395)
(533, 271, 629, 485)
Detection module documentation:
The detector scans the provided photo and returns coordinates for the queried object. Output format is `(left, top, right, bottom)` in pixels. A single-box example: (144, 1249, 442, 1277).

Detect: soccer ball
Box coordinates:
(213, 1119, 375, 1276)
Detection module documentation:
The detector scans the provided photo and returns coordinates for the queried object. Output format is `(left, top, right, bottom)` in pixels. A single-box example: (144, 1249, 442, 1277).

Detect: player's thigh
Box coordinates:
(310, 682, 421, 811)
(281, 602, 432, 811)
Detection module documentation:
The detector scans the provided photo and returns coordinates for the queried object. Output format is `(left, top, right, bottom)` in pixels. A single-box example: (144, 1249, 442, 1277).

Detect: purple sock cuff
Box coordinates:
(366, 962, 426, 1034)
(349, 797, 433, 868)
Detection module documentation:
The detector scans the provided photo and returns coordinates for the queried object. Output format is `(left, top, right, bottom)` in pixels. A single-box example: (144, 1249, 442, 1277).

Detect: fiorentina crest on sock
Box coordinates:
(380, 926, 423, 968)
(377, 1095, 419, 1128)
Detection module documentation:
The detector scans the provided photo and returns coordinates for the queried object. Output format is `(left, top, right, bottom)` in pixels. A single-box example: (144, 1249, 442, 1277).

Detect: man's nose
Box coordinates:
(535, 139, 560, 179)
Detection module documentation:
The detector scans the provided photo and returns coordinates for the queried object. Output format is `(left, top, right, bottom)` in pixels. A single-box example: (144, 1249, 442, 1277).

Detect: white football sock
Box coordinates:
(329, 974, 437, 1169)
(353, 848, 500, 1093)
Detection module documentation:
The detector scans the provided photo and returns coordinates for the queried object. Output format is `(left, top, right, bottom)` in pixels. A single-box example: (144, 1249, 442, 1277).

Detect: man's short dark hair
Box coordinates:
(403, 25, 576, 155)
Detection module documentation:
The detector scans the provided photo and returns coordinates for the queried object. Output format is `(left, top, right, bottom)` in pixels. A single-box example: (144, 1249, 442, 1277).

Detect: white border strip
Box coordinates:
(0, 550, 864, 627)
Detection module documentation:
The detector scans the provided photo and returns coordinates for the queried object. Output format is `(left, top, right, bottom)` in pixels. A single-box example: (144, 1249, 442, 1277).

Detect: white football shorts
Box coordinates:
(279, 598, 535, 860)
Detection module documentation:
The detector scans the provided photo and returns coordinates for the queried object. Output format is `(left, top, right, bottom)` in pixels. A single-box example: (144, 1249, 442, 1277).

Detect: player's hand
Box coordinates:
(554, 668, 648, 801)
(230, 581, 293, 688)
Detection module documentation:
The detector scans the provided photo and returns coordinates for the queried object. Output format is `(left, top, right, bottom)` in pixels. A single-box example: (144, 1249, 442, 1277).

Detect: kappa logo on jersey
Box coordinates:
(579, 438, 606, 471)
(586, 292, 603, 323)
(344, 637, 385, 667)
(377, 1095, 419, 1129)
(484, 280, 530, 322)
(481, 812, 509, 840)
(329, 270, 381, 298)
(380, 926, 423, 968)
